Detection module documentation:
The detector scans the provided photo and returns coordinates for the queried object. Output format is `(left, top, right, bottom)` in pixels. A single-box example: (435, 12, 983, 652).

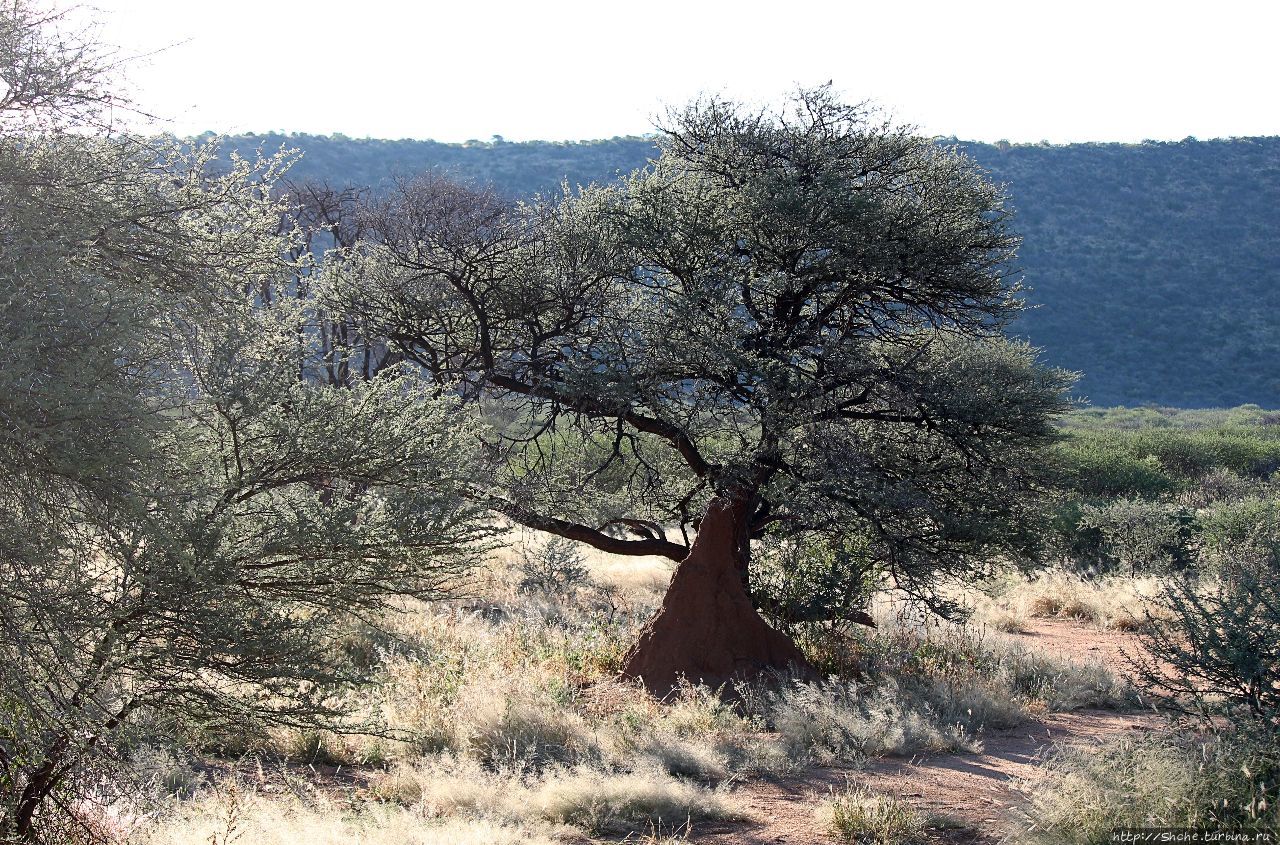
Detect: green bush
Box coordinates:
(1053, 425, 1280, 499)
(1197, 496, 1280, 576)
(750, 533, 879, 634)
(1050, 437, 1175, 499)
(1132, 569, 1280, 730)
(1127, 427, 1280, 478)
(1076, 498, 1191, 575)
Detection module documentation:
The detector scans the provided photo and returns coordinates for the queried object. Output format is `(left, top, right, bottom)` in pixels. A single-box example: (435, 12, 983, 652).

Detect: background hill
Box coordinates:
(216, 132, 1280, 408)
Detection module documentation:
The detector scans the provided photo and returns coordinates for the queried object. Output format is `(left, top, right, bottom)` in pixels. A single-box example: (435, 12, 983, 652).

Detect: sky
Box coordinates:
(84, 0, 1279, 144)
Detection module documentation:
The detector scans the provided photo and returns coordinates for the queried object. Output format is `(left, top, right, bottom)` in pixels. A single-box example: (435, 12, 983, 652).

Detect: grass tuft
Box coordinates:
(823, 784, 925, 844)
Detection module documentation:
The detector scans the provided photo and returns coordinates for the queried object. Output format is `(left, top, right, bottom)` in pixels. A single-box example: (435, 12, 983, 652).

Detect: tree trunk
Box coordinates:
(621, 495, 812, 696)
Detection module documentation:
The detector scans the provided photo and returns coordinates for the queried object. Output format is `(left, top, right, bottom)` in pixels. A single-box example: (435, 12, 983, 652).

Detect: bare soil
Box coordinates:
(1015, 617, 1145, 679)
(691, 619, 1167, 845)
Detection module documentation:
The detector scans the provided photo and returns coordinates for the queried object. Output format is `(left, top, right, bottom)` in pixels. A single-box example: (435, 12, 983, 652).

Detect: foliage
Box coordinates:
(1196, 496, 1280, 576)
(1047, 414, 1280, 573)
(515, 535, 592, 598)
(750, 533, 879, 633)
(1052, 423, 1280, 496)
(0, 5, 490, 840)
(1059, 404, 1280, 432)
(1076, 498, 1189, 574)
(1131, 568, 1280, 733)
(1049, 439, 1175, 500)
(330, 87, 1073, 630)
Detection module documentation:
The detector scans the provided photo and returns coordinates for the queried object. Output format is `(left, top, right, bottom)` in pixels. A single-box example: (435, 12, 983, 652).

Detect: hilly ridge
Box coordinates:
(217, 132, 1280, 408)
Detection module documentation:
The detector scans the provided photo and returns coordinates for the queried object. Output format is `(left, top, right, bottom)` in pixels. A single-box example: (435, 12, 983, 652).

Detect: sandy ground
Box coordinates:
(690, 620, 1166, 845)
(188, 615, 1166, 844)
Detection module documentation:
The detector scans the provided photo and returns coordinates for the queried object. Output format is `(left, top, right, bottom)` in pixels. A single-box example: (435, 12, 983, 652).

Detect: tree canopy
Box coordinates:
(330, 88, 1073, 690)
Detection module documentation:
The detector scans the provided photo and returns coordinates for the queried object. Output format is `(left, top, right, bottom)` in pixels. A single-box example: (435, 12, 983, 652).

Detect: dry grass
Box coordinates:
(758, 678, 978, 761)
(578, 548, 674, 597)
(131, 537, 1145, 844)
(136, 790, 569, 845)
(1013, 730, 1280, 842)
(366, 756, 742, 834)
(966, 569, 1166, 632)
(528, 766, 742, 833)
(822, 783, 925, 844)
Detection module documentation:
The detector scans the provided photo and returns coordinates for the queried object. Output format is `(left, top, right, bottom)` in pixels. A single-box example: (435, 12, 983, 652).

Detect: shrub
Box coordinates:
(759, 678, 977, 763)
(751, 532, 879, 633)
(515, 535, 592, 598)
(367, 757, 742, 835)
(138, 789, 568, 845)
(741, 621, 1134, 765)
(1196, 496, 1280, 576)
(1177, 467, 1258, 509)
(1131, 569, 1280, 732)
(1052, 425, 1280, 500)
(1077, 498, 1190, 574)
(1050, 437, 1174, 499)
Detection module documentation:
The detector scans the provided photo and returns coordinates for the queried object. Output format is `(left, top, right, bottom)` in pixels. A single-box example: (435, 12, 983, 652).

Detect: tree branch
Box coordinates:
(486, 495, 689, 561)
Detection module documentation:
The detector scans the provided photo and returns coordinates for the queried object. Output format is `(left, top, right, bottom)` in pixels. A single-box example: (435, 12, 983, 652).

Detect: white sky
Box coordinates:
(87, 0, 1279, 143)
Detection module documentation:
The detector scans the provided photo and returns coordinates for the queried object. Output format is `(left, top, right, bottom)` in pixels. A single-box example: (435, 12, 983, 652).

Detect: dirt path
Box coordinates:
(1013, 617, 1144, 679)
(849, 709, 1159, 841)
(692, 620, 1166, 844)
(691, 710, 1158, 845)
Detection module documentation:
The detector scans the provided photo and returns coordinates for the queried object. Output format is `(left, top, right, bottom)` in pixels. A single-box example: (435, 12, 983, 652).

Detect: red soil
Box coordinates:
(692, 619, 1167, 844)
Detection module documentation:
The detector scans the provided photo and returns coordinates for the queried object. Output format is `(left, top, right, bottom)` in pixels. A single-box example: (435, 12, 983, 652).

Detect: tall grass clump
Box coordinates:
(1017, 731, 1279, 843)
(823, 784, 926, 844)
(365, 756, 743, 835)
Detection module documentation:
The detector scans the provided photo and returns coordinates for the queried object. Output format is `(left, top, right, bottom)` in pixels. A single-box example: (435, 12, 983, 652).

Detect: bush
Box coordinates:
(1077, 498, 1190, 574)
(1132, 569, 1280, 732)
(1052, 425, 1280, 500)
(515, 536, 592, 598)
(529, 766, 742, 834)
(1129, 427, 1280, 479)
(1177, 467, 1258, 509)
(751, 532, 879, 633)
(366, 757, 743, 835)
(1051, 437, 1175, 499)
(758, 678, 977, 763)
(1196, 496, 1280, 576)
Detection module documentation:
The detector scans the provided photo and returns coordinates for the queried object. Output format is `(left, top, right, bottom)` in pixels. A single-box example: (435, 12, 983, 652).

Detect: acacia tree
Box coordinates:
(0, 5, 490, 840)
(334, 88, 1073, 693)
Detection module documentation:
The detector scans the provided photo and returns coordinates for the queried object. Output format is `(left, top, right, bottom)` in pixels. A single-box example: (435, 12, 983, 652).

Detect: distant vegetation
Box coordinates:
(216, 131, 1280, 409)
(1050, 406, 1280, 568)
